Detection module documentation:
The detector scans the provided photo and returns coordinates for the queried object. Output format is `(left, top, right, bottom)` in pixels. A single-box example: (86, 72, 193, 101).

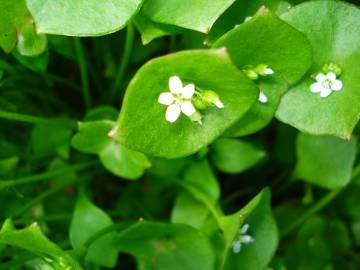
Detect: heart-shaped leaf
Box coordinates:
(276, 1, 360, 138)
(294, 133, 357, 190)
(113, 49, 258, 158)
(26, 0, 143, 36)
(143, 0, 236, 33)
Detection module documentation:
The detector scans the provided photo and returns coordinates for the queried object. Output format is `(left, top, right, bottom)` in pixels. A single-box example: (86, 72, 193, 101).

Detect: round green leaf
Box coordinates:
(143, 0, 235, 33)
(72, 120, 114, 155)
(213, 8, 312, 85)
(213, 9, 311, 136)
(72, 120, 151, 180)
(26, 0, 143, 36)
(114, 221, 215, 270)
(276, 1, 360, 139)
(210, 138, 266, 174)
(99, 140, 151, 180)
(294, 133, 357, 189)
(114, 49, 258, 158)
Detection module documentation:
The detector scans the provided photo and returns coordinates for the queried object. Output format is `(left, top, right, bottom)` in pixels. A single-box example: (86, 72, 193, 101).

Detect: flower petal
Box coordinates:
(165, 104, 181, 123)
(326, 72, 336, 81)
(263, 68, 274, 75)
(258, 91, 268, 103)
(158, 92, 174, 105)
(310, 82, 323, 93)
(315, 73, 327, 82)
(169, 76, 183, 94)
(181, 101, 196, 116)
(215, 100, 224, 108)
(182, 83, 195, 99)
(240, 224, 250, 234)
(331, 79, 343, 91)
(320, 88, 332, 98)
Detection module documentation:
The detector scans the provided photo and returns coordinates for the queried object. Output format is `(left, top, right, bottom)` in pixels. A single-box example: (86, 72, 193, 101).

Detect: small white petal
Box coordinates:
(182, 84, 195, 99)
(326, 72, 336, 81)
(310, 82, 323, 93)
(258, 91, 268, 103)
(158, 92, 174, 105)
(241, 235, 254, 244)
(169, 76, 183, 94)
(315, 73, 327, 82)
(320, 88, 332, 98)
(331, 79, 343, 91)
(263, 68, 274, 75)
(240, 224, 250, 234)
(232, 241, 241, 253)
(215, 100, 224, 108)
(165, 104, 181, 123)
(181, 101, 196, 116)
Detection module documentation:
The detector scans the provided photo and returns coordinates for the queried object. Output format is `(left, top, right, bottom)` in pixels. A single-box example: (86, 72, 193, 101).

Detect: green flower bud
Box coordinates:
(322, 63, 342, 76)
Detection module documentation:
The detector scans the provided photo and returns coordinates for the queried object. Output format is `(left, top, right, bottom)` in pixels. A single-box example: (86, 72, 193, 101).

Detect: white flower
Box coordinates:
(258, 91, 268, 104)
(310, 72, 343, 98)
(158, 76, 197, 123)
(232, 223, 255, 254)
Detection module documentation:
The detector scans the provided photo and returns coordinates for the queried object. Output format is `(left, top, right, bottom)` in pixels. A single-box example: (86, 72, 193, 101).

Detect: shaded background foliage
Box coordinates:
(0, 0, 360, 269)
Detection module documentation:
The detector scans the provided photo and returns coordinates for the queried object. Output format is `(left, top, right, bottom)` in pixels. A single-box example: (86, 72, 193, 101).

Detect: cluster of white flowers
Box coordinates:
(158, 76, 224, 123)
(310, 72, 343, 98)
(232, 223, 255, 254)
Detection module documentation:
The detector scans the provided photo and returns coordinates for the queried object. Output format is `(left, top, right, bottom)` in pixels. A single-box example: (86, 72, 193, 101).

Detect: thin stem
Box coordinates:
(74, 38, 91, 110)
(0, 110, 76, 128)
(280, 189, 341, 238)
(111, 23, 135, 101)
(0, 161, 96, 190)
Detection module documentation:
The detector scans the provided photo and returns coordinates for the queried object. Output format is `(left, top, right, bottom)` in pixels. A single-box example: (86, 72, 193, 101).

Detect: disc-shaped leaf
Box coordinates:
(114, 221, 215, 270)
(114, 49, 258, 158)
(70, 191, 118, 267)
(294, 133, 357, 190)
(210, 138, 266, 174)
(276, 1, 360, 138)
(213, 9, 311, 136)
(26, 0, 143, 36)
(143, 0, 235, 33)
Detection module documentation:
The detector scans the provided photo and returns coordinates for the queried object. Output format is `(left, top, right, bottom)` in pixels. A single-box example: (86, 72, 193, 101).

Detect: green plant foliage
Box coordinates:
(213, 9, 311, 136)
(72, 120, 151, 179)
(114, 221, 215, 270)
(276, 1, 360, 138)
(114, 49, 258, 158)
(70, 191, 118, 267)
(0, 219, 83, 269)
(294, 133, 357, 189)
(143, 0, 236, 33)
(210, 138, 266, 173)
(26, 0, 143, 36)
(1, 1, 360, 269)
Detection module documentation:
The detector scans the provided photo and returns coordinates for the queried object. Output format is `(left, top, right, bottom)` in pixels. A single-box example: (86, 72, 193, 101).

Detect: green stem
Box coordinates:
(74, 38, 91, 110)
(0, 161, 96, 190)
(280, 189, 341, 238)
(0, 110, 76, 128)
(111, 23, 135, 101)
